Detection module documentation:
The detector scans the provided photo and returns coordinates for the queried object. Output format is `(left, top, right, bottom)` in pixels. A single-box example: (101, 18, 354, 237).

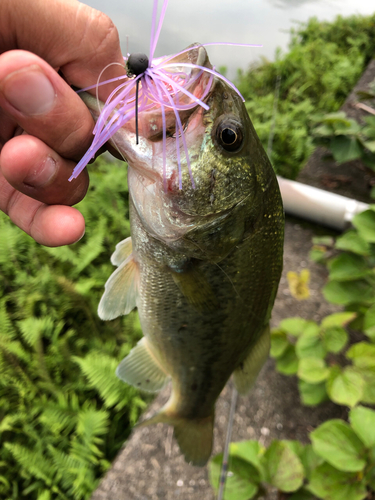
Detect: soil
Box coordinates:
(91, 60, 375, 500)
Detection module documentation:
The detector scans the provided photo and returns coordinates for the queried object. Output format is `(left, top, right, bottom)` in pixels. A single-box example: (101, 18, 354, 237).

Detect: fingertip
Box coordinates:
(31, 205, 86, 247)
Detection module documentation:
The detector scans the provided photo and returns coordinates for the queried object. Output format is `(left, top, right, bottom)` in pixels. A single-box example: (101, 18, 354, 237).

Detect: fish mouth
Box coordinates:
(108, 43, 215, 185)
(134, 43, 214, 142)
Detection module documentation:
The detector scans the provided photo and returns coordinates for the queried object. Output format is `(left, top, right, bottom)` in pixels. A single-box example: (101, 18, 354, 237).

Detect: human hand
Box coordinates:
(0, 0, 126, 246)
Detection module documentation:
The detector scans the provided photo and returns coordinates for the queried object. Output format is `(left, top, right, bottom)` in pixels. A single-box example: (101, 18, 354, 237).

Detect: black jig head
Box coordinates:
(126, 53, 149, 77)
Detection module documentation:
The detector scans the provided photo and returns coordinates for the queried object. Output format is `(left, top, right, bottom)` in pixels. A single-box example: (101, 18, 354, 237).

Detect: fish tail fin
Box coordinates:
(137, 411, 214, 466)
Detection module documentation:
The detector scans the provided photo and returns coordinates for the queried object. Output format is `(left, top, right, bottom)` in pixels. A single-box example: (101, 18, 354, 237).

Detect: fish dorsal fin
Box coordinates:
(170, 268, 218, 313)
(116, 337, 168, 393)
(232, 324, 270, 395)
(98, 253, 139, 320)
(111, 237, 132, 266)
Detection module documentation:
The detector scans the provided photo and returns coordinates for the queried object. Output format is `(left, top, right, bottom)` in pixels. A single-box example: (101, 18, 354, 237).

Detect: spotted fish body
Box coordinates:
(86, 45, 284, 466)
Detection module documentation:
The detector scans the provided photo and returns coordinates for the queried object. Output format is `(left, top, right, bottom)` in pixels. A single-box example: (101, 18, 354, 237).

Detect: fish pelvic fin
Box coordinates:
(111, 236, 132, 266)
(98, 244, 139, 320)
(138, 410, 214, 467)
(116, 337, 169, 393)
(232, 324, 270, 395)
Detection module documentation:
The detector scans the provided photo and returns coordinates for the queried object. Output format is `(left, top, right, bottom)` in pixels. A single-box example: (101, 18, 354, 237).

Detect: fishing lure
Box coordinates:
(68, 0, 261, 190)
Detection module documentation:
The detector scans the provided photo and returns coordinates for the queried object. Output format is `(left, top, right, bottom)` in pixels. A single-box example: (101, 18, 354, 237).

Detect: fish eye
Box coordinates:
(216, 120, 243, 152)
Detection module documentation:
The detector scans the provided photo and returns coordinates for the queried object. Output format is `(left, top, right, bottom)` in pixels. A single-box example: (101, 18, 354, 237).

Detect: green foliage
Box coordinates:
(209, 408, 375, 500)
(210, 203, 375, 499)
(237, 13, 375, 178)
(312, 78, 375, 172)
(0, 158, 148, 499)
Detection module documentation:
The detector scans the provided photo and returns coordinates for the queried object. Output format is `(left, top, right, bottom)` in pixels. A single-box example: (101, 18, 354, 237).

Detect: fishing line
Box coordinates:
(135, 79, 140, 144)
(218, 384, 238, 500)
(267, 74, 281, 159)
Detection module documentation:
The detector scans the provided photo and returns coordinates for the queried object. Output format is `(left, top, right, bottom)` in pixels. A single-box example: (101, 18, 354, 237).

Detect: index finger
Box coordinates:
(2, 0, 126, 101)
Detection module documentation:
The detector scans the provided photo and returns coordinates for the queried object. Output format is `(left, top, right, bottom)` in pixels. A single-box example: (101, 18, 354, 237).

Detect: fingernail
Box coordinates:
(24, 155, 57, 187)
(73, 227, 86, 244)
(1, 65, 56, 115)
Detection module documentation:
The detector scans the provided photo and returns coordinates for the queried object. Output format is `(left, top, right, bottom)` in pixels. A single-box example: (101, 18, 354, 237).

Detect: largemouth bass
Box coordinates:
(82, 45, 284, 466)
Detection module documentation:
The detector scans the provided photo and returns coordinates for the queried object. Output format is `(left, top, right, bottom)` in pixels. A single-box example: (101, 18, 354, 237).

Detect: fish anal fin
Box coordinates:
(98, 253, 139, 320)
(137, 410, 214, 466)
(111, 237, 132, 267)
(233, 324, 270, 395)
(171, 268, 217, 313)
(116, 337, 168, 393)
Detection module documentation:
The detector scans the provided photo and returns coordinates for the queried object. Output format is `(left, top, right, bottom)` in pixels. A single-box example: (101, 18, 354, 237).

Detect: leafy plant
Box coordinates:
(237, 13, 375, 179)
(312, 110, 375, 171)
(209, 206, 375, 498)
(210, 407, 375, 500)
(0, 158, 148, 500)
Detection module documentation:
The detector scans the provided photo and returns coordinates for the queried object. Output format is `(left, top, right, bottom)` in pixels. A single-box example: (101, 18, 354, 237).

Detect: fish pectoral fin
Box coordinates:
(116, 337, 168, 393)
(171, 268, 218, 313)
(137, 411, 214, 467)
(232, 324, 270, 395)
(111, 237, 132, 267)
(98, 253, 139, 320)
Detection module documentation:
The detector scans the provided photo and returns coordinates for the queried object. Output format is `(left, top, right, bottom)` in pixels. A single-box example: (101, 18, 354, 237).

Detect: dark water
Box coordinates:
(81, 0, 374, 79)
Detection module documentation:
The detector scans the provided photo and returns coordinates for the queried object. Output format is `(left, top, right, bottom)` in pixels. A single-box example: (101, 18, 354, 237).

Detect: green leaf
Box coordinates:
(326, 365, 364, 407)
(300, 445, 324, 480)
(309, 246, 328, 264)
(314, 123, 335, 137)
(270, 330, 289, 358)
(279, 317, 309, 337)
(346, 342, 375, 368)
(298, 380, 328, 406)
(263, 441, 304, 492)
(321, 112, 349, 125)
(356, 366, 375, 404)
(323, 279, 374, 305)
(289, 489, 316, 500)
(209, 454, 259, 500)
(229, 441, 263, 475)
(312, 236, 335, 247)
(330, 135, 363, 163)
(350, 406, 375, 448)
(17, 316, 55, 346)
(335, 230, 370, 256)
(352, 209, 375, 243)
(310, 420, 366, 472)
(364, 140, 375, 153)
(327, 253, 369, 281)
(298, 358, 329, 383)
(321, 312, 357, 329)
(275, 345, 299, 375)
(308, 462, 367, 500)
(296, 325, 326, 359)
(363, 305, 375, 341)
(322, 327, 349, 353)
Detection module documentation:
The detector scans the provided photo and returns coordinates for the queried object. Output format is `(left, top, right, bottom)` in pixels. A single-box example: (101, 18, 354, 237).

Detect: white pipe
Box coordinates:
(277, 176, 369, 231)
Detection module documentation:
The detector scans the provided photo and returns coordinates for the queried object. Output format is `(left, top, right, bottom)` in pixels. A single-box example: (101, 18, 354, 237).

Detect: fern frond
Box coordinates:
(4, 443, 55, 486)
(17, 316, 55, 347)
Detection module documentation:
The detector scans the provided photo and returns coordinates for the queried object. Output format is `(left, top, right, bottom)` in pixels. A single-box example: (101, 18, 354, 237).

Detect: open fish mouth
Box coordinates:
(124, 43, 215, 142)
(73, 44, 216, 185)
